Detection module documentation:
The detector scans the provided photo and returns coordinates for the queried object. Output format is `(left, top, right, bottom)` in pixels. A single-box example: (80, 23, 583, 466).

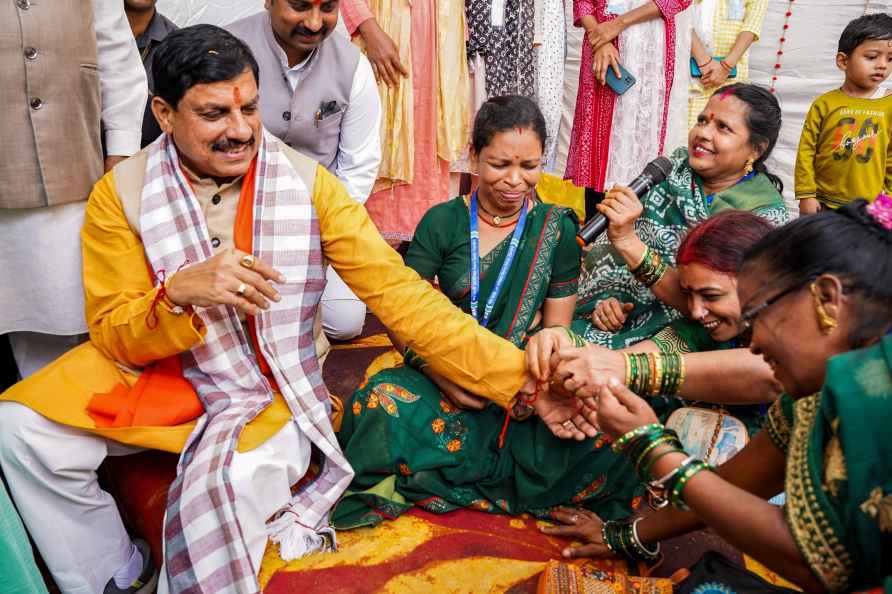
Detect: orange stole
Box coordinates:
(87, 158, 282, 427)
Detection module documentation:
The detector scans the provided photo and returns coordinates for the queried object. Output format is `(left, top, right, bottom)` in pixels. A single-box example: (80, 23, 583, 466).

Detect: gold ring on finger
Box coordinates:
(570, 514, 580, 524)
(236, 282, 248, 297)
(240, 254, 256, 269)
(562, 420, 575, 431)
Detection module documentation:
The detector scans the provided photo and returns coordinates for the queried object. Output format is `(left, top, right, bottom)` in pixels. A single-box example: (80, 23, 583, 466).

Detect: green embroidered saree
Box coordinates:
(767, 336, 892, 592)
(572, 147, 789, 349)
(334, 198, 644, 529)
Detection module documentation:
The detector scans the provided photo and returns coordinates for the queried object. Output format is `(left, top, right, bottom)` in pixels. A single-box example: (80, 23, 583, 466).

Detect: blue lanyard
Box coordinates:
(697, 171, 756, 207)
(469, 191, 529, 327)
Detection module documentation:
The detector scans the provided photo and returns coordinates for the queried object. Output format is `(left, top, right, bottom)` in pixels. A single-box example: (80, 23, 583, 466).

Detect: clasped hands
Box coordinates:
(525, 327, 659, 441)
(526, 327, 660, 558)
(166, 248, 286, 317)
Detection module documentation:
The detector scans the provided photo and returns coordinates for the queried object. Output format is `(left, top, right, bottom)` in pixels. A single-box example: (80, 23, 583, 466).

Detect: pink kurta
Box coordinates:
(342, 0, 452, 242)
(565, 0, 689, 191)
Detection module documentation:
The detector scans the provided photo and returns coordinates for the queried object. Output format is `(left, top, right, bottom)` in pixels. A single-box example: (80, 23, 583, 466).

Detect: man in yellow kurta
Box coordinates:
(0, 25, 589, 594)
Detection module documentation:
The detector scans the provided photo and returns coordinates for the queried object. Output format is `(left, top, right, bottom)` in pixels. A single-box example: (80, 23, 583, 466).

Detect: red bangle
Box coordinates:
(720, 60, 734, 72)
(697, 58, 711, 69)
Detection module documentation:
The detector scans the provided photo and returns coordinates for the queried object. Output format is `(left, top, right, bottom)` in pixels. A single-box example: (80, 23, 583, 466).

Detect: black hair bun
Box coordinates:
(836, 199, 892, 245)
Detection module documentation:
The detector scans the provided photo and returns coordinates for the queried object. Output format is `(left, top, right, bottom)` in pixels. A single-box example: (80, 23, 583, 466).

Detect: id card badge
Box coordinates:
(491, 0, 505, 27)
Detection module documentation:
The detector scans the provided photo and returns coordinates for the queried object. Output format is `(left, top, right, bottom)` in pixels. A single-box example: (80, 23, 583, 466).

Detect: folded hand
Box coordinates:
(166, 248, 284, 317)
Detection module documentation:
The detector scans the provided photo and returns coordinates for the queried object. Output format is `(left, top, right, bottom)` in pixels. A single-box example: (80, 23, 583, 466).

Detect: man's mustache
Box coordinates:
(212, 136, 255, 152)
(291, 24, 328, 38)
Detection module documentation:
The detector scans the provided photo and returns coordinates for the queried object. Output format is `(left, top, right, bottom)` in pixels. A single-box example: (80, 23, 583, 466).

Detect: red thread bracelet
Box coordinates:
(146, 261, 189, 329)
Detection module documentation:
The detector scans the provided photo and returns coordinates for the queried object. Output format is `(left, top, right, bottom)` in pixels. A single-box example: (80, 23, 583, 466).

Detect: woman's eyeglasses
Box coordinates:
(740, 282, 805, 331)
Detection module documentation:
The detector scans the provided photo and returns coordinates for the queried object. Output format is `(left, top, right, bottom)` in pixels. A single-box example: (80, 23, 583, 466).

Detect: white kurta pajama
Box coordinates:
(1, 0, 146, 376)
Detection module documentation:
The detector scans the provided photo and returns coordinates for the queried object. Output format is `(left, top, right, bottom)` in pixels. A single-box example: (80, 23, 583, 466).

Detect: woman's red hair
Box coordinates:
(677, 210, 774, 274)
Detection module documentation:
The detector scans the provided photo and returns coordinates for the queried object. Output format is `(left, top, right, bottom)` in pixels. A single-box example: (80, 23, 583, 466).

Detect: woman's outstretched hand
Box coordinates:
(540, 507, 614, 558)
(596, 379, 658, 441)
(525, 327, 573, 387)
(551, 343, 625, 400)
(526, 380, 599, 441)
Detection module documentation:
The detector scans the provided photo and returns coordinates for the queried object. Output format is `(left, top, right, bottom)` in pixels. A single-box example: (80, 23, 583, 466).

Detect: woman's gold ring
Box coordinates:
(562, 420, 575, 431)
(570, 514, 580, 524)
(240, 254, 256, 269)
(236, 282, 248, 297)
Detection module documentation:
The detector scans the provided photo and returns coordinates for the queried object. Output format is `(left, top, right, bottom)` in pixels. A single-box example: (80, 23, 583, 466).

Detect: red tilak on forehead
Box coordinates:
(515, 126, 525, 135)
(718, 88, 734, 101)
(233, 86, 242, 106)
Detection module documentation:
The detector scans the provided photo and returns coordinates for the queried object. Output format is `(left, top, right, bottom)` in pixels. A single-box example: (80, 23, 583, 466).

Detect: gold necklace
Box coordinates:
(477, 196, 524, 226)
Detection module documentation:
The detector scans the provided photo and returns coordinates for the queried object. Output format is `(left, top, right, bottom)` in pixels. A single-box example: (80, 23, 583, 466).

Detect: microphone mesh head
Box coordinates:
(644, 156, 673, 184)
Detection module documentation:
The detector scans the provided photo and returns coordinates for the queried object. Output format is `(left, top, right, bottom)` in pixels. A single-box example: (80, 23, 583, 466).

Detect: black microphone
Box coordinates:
(576, 156, 674, 246)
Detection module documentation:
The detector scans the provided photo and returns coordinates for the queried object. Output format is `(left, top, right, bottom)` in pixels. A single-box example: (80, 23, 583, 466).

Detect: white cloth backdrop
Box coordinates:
(161, 0, 889, 207)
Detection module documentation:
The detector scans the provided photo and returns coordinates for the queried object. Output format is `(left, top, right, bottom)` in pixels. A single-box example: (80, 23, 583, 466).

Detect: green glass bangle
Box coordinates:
(627, 428, 677, 470)
(629, 352, 651, 396)
(659, 352, 676, 395)
(612, 422, 663, 454)
(604, 519, 659, 563)
(641, 446, 686, 482)
(669, 460, 711, 511)
(633, 434, 683, 479)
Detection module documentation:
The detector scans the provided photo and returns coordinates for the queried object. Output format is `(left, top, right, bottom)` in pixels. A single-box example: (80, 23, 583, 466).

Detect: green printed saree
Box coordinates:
(334, 197, 644, 528)
(766, 335, 892, 592)
(573, 147, 790, 349)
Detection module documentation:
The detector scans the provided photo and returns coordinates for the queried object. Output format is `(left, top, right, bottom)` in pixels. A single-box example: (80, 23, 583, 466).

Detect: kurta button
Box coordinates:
(211, 237, 221, 248)
(16, 0, 31, 9)
(30, 97, 43, 110)
(24, 47, 38, 61)
(282, 111, 291, 121)
(212, 194, 221, 205)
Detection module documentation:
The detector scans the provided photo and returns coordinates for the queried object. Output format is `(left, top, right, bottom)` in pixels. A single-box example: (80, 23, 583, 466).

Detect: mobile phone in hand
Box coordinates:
(605, 62, 636, 95)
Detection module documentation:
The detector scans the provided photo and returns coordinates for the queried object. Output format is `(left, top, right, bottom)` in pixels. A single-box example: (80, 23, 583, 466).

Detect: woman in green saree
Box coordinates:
(530, 210, 784, 439)
(334, 96, 638, 529)
(574, 83, 790, 349)
(544, 199, 892, 592)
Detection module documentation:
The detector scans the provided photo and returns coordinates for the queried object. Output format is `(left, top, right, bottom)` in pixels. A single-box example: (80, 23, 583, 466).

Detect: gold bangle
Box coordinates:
(631, 246, 650, 272)
(677, 354, 686, 394)
(623, 352, 632, 387)
(650, 352, 663, 396)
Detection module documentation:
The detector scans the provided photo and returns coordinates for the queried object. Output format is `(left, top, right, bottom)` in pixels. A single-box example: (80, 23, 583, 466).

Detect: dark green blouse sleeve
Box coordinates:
(404, 202, 452, 280)
(547, 211, 582, 299)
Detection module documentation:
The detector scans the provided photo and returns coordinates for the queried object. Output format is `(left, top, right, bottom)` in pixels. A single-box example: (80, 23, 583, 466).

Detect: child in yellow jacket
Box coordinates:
(795, 13, 892, 214)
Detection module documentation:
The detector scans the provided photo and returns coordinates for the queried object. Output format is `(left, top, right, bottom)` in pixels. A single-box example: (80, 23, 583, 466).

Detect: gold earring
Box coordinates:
(810, 283, 837, 335)
(744, 159, 754, 175)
